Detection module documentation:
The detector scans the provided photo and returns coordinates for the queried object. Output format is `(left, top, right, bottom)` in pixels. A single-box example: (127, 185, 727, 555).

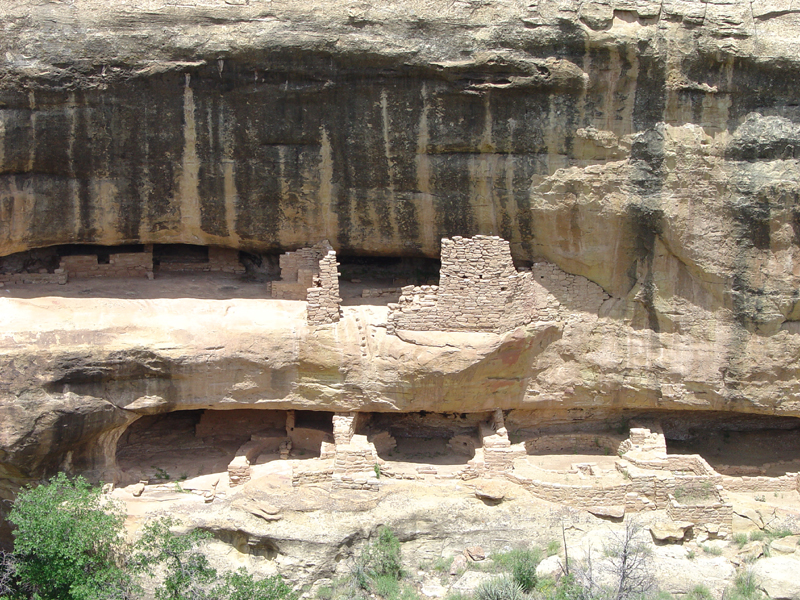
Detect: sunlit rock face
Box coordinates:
(3, 0, 800, 496)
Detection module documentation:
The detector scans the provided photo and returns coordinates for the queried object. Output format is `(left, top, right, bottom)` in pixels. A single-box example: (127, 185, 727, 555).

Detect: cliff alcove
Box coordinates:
(3, 0, 800, 595)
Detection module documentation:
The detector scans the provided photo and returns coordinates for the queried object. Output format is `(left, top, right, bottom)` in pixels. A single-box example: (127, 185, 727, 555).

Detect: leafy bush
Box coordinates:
(686, 584, 713, 600)
(5, 472, 295, 600)
(372, 574, 400, 599)
(8, 472, 132, 600)
(492, 549, 541, 592)
(725, 570, 766, 600)
(733, 533, 749, 548)
(475, 575, 526, 600)
(361, 526, 403, 580)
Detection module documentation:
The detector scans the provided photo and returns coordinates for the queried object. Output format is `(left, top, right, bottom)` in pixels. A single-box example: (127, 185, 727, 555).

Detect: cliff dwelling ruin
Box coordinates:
(3, 233, 797, 542)
(5, 2, 800, 595)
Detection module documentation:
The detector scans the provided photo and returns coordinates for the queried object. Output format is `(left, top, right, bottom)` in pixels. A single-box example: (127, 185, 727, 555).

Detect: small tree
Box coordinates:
(6, 473, 295, 600)
(360, 526, 403, 580)
(568, 521, 656, 600)
(8, 473, 132, 600)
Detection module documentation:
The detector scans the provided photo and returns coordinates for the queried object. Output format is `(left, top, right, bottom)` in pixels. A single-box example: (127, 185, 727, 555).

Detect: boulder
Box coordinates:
(751, 556, 800, 600)
(450, 555, 468, 576)
(449, 571, 493, 595)
(587, 506, 625, 520)
(769, 535, 800, 556)
(650, 521, 693, 543)
(536, 555, 563, 580)
(737, 541, 765, 563)
(464, 546, 486, 561)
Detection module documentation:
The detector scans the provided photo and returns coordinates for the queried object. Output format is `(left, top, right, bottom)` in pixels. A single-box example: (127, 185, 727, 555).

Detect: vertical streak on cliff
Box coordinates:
(0, 110, 4, 170)
(137, 102, 152, 242)
(502, 119, 516, 244)
(415, 83, 436, 254)
(179, 73, 201, 238)
(478, 92, 498, 235)
(319, 128, 335, 243)
(221, 99, 240, 246)
(67, 93, 80, 239)
(380, 89, 399, 239)
(277, 145, 289, 245)
(26, 92, 35, 174)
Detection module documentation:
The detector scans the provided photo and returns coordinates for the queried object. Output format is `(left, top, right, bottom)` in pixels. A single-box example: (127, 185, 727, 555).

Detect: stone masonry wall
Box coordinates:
(157, 247, 244, 274)
(530, 262, 610, 321)
(387, 236, 534, 334)
(667, 494, 733, 534)
(307, 251, 341, 325)
(60, 252, 153, 279)
(272, 241, 332, 300)
(0, 271, 67, 285)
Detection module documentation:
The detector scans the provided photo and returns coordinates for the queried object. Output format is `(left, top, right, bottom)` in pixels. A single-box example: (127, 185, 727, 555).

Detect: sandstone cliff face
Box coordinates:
(2, 0, 800, 490)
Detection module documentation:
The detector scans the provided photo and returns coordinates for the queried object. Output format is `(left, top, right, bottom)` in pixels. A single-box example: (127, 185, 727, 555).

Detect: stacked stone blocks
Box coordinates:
(388, 236, 535, 334)
(0, 271, 67, 285)
(157, 247, 244, 274)
(61, 252, 153, 279)
(272, 241, 332, 300)
(307, 250, 342, 325)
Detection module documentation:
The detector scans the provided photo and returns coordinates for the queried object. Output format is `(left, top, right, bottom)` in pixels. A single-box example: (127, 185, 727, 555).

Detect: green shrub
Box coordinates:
(701, 544, 722, 556)
(725, 570, 766, 600)
(361, 526, 403, 580)
(686, 584, 713, 600)
(219, 569, 296, 600)
(372, 574, 400, 599)
(489, 548, 541, 591)
(733, 533, 749, 548)
(748, 530, 766, 542)
(8, 472, 132, 600)
(475, 575, 526, 600)
(6, 472, 295, 600)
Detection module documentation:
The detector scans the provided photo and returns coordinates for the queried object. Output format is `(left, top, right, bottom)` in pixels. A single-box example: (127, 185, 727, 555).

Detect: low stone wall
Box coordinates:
(524, 434, 624, 455)
(362, 287, 401, 300)
(625, 453, 717, 476)
(61, 252, 153, 279)
(157, 247, 244, 274)
(307, 251, 341, 325)
(272, 241, 331, 300)
(292, 465, 334, 487)
(0, 271, 67, 285)
(507, 472, 633, 508)
(667, 493, 733, 534)
(721, 473, 799, 493)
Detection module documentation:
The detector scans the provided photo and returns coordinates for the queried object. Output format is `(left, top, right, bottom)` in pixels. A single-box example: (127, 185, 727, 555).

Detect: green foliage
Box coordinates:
(6, 472, 295, 600)
(733, 533, 749, 548)
(491, 549, 541, 592)
(686, 585, 712, 600)
(152, 467, 170, 481)
(432, 556, 454, 573)
(360, 527, 403, 580)
(475, 575, 526, 600)
(748, 530, 765, 542)
(724, 571, 766, 600)
(372, 574, 400, 599)
(133, 518, 217, 600)
(8, 473, 132, 600)
(701, 544, 722, 556)
(218, 568, 296, 600)
(546, 540, 561, 557)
